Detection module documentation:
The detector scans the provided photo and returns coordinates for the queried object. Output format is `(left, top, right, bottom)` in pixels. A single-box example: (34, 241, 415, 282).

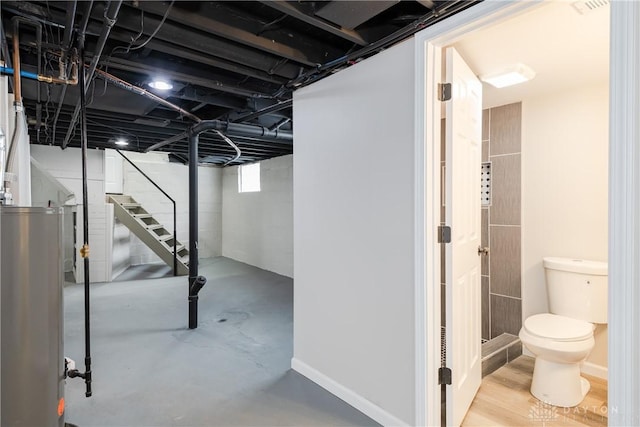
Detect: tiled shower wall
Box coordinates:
(481, 103, 522, 341)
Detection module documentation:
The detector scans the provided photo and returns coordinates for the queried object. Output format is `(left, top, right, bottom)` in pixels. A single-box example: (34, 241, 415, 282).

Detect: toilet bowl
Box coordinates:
(520, 257, 607, 408)
(519, 313, 595, 407)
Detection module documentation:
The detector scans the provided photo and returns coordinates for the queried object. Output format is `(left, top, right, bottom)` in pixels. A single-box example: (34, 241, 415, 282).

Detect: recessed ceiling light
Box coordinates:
(148, 80, 173, 90)
(114, 138, 128, 146)
(480, 64, 536, 89)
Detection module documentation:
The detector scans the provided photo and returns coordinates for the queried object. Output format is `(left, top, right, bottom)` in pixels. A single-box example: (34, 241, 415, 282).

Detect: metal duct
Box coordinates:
(144, 120, 292, 153)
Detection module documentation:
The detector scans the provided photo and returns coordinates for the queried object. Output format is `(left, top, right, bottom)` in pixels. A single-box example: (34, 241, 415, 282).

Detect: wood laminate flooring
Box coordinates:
(462, 356, 608, 427)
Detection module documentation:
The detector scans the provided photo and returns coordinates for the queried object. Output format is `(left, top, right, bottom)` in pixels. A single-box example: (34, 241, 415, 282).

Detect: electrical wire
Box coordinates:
(101, 1, 173, 79)
(128, 1, 174, 51)
(106, 9, 145, 59)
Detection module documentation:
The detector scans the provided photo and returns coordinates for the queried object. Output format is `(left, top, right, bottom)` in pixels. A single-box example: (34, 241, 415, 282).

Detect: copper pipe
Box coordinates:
(12, 21, 21, 103)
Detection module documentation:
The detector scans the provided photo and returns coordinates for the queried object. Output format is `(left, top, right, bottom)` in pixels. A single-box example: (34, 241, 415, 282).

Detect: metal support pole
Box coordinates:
(188, 130, 200, 329)
(185, 120, 235, 329)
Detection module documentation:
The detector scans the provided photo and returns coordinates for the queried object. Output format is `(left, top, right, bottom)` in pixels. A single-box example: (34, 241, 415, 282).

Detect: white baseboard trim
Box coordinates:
(581, 361, 608, 380)
(291, 357, 410, 427)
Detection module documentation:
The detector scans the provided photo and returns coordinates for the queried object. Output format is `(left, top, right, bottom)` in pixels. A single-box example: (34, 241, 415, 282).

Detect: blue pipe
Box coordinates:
(0, 66, 38, 80)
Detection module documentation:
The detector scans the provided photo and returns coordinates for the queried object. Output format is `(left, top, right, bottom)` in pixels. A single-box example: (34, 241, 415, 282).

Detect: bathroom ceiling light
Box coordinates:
(480, 63, 536, 88)
(114, 138, 128, 146)
(148, 79, 173, 90)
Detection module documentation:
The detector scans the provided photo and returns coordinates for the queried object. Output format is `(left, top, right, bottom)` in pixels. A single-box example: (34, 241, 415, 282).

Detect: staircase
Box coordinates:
(108, 194, 189, 275)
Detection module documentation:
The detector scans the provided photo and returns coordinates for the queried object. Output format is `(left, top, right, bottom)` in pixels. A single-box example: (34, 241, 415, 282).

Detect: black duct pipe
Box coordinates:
(145, 120, 292, 153)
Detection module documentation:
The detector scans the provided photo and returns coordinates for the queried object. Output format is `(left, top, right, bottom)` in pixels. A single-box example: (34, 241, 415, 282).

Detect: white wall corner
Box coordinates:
(414, 36, 444, 427)
(581, 362, 608, 381)
(291, 358, 411, 427)
(609, 1, 640, 425)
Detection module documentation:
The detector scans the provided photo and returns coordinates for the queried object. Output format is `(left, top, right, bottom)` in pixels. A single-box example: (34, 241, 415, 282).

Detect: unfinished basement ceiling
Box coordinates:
(1, 0, 477, 165)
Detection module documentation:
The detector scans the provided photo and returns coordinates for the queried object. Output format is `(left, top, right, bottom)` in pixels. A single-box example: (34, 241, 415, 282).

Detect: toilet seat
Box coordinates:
(524, 313, 593, 342)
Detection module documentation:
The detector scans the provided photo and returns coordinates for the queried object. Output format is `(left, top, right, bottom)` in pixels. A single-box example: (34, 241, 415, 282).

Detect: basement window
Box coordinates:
(238, 163, 261, 193)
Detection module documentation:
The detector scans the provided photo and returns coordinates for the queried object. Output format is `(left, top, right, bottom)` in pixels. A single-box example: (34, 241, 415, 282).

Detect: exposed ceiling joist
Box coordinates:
(100, 57, 278, 100)
(136, 1, 344, 67)
(315, 1, 401, 30)
(231, 99, 293, 123)
(91, 2, 303, 79)
(3, 0, 472, 165)
(258, 0, 370, 46)
(175, 86, 246, 110)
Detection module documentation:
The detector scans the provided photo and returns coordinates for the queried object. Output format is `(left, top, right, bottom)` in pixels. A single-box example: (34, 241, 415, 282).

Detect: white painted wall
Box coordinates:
(122, 152, 223, 264)
(31, 159, 76, 271)
(293, 40, 416, 426)
(30, 147, 223, 280)
(521, 82, 609, 369)
(222, 155, 293, 277)
(1, 77, 31, 206)
(111, 218, 131, 279)
(30, 145, 110, 281)
(30, 145, 106, 208)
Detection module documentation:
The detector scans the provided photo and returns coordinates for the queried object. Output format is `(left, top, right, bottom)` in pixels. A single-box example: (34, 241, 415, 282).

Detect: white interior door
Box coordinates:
(444, 46, 483, 426)
(104, 148, 124, 194)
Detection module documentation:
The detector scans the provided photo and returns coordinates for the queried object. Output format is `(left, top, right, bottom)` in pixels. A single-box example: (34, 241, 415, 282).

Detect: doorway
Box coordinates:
(416, 1, 612, 425)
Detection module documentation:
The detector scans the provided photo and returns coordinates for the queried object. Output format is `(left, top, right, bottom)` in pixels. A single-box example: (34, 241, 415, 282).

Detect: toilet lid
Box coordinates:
(524, 313, 593, 342)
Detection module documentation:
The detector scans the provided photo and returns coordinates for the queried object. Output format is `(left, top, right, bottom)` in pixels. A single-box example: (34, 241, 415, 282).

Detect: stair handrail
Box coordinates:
(115, 149, 178, 276)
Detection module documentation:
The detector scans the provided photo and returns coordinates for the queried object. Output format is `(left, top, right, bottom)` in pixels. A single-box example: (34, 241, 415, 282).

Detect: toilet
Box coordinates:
(519, 257, 607, 408)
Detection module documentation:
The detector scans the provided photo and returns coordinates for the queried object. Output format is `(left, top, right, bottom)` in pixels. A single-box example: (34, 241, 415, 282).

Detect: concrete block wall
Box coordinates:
(30, 145, 110, 282)
(111, 218, 131, 279)
(222, 155, 293, 278)
(122, 152, 223, 264)
(30, 146, 291, 281)
(75, 203, 114, 283)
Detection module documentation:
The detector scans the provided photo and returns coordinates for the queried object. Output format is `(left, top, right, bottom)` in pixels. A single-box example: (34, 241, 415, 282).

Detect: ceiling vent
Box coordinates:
(572, 0, 609, 15)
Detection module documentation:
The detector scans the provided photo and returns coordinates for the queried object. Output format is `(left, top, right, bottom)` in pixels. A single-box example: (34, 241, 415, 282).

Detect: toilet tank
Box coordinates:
(543, 257, 608, 324)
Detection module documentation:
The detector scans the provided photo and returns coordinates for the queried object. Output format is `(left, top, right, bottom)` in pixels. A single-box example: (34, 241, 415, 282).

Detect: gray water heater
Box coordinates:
(1, 207, 65, 427)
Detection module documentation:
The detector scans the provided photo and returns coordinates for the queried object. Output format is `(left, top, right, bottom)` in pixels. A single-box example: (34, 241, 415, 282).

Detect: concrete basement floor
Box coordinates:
(64, 257, 379, 426)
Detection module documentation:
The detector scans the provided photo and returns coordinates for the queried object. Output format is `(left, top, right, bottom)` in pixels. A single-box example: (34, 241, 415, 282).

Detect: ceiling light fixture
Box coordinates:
(480, 63, 536, 88)
(114, 138, 128, 146)
(148, 79, 173, 90)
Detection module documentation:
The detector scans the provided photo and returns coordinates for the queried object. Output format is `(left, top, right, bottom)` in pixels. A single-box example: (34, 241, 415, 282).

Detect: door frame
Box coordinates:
(413, 3, 539, 424)
(415, 1, 640, 425)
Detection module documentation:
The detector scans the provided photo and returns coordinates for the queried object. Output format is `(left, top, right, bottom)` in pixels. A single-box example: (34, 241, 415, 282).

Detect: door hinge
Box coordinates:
(438, 83, 452, 101)
(438, 367, 452, 385)
(438, 225, 451, 243)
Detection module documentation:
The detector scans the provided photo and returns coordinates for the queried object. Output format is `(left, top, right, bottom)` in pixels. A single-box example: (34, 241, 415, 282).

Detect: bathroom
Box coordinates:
(448, 0, 609, 423)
